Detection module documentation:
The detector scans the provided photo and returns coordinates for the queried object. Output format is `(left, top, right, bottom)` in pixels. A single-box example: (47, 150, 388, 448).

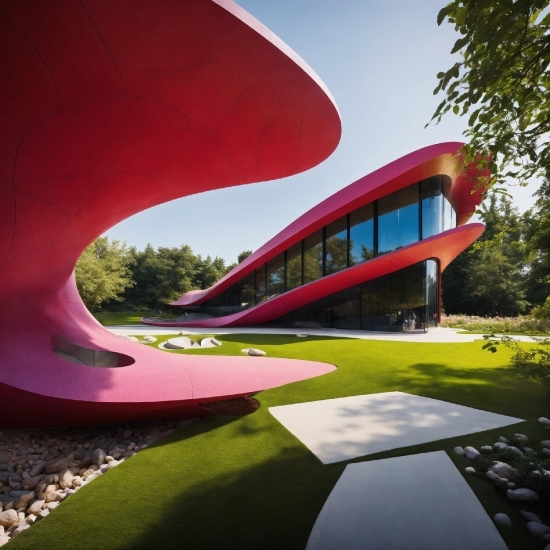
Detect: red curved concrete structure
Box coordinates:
(148, 142, 485, 328)
(0, 0, 341, 428)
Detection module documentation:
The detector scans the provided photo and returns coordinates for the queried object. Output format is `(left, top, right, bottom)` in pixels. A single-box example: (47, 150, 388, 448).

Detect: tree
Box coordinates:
(121, 244, 196, 310)
(524, 179, 550, 305)
(442, 193, 530, 315)
(75, 237, 134, 311)
(193, 255, 227, 289)
(430, 0, 550, 188)
(237, 250, 253, 264)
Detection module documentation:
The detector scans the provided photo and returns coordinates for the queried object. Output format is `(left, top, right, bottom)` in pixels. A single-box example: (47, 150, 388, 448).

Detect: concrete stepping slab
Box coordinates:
(269, 392, 523, 463)
(306, 450, 507, 550)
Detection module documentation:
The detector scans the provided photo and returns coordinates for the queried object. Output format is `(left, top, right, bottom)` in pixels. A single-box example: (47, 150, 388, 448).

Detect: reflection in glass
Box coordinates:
(275, 259, 440, 332)
(426, 259, 438, 326)
(303, 230, 323, 283)
(255, 266, 266, 304)
(286, 242, 302, 290)
(240, 273, 255, 308)
(350, 204, 374, 265)
(378, 184, 419, 255)
(267, 254, 285, 298)
(325, 216, 348, 275)
(421, 176, 444, 239)
(329, 286, 360, 329)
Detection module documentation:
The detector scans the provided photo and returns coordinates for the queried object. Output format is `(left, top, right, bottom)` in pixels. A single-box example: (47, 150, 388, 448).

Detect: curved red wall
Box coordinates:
(0, 0, 341, 428)
(158, 143, 485, 328)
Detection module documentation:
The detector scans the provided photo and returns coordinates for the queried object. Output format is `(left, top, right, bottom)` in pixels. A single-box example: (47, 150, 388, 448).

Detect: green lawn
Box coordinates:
(12, 336, 549, 549)
(93, 311, 170, 325)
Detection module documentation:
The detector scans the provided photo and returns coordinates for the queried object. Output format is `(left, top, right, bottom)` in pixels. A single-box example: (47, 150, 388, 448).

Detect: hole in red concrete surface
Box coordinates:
(50, 336, 135, 368)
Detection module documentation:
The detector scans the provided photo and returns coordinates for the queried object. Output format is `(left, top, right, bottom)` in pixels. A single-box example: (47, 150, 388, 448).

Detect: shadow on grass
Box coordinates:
(217, 333, 350, 346)
(395, 363, 548, 420)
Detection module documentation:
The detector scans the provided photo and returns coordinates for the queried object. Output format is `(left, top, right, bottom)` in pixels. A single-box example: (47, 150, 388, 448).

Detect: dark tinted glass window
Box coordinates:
(329, 286, 360, 329)
(286, 241, 302, 290)
(426, 259, 438, 326)
(303, 230, 323, 283)
(406, 261, 425, 310)
(255, 266, 266, 304)
(240, 272, 255, 308)
(350, 203, 374, 265)
(360, 279, 377, 330)
(325, 216, 348, 275)
(421, 176, 444, 239)
(441, 177, 455, 231)
(266, 254, 284, 298)
(378, 184, 419, 255)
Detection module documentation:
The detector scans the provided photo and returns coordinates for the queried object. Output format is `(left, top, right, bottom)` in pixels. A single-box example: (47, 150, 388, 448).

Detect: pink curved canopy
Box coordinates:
(0, 0, 341, 428)
(159, 143, 485, 328)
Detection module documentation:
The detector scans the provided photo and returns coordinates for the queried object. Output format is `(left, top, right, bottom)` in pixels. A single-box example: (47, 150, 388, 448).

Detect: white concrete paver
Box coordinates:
(306, 451, 507, 550)
(269, 392, 523, 464)
(108, 325, 537, 343)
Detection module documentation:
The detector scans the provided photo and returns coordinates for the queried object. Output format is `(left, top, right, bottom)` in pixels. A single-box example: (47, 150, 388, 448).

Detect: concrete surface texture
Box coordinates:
(109, 325, 538, 343)
(269, 392, 523, 464)
(0, 0, 341, 428)
(306, 451, 508, 550)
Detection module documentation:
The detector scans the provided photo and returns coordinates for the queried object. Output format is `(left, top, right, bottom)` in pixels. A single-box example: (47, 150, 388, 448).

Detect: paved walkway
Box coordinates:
(306, 451, 507, 550)
(107, 325, 538, 343)
(269, 392, 523, 464)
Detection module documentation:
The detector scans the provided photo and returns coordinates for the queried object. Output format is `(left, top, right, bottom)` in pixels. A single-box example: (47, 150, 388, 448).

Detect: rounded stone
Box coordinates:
(527, 521, 550, 537)
(490, 461, 515, 480)
(464, 446, 481, 460)
(506, 488, 538, 502)
(520, 510, 542, 523)
(494, 513, 512, 526)
(0, 510, 18, 528)
(247, 348, 266, 357)
(507, 446, 523, 457)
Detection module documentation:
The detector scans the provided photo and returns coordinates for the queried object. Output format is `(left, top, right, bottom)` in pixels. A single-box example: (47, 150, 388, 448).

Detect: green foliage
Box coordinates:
(8, 337, 544, 550)
(525, 180, 550, 305)
(430, 0, 550, 188)
(443, 193, 531, 315)
(116, 245, 228, 311)
(325, 235, 347, 273)
(441, 314, 549, 334)
(535, 296, 550, 321)
(483, 334, 550, 395)
(237, 250, 253, 264)
(74, 237, 134, 312)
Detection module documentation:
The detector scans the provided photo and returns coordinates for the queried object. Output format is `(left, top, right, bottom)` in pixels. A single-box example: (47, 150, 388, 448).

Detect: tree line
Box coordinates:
(75, 242, 252, 312)
(442, 181, 550, 317)
(76, 180, 549, 318)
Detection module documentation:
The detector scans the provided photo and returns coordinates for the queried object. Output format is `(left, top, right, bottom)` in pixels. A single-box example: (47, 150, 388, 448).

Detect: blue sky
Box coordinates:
(105, 0, 539, 263)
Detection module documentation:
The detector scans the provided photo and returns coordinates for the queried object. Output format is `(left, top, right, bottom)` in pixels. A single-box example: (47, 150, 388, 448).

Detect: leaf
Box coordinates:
(451, 35, 470, 54)
(437, 3, 455, 25)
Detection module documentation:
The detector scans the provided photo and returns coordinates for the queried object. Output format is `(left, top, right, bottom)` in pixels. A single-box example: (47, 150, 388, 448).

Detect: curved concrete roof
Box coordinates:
(0, 0, 341, 428)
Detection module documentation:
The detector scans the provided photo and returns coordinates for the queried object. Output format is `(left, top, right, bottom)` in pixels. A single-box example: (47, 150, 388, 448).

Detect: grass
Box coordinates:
(92, 311, 174, 325)
(10, 335, 550, 549)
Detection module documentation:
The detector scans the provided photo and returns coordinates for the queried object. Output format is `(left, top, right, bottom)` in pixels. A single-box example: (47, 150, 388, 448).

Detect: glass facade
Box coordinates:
(269, 260, 439, 331)
(350, 203, 374, 265)
(378, 184, 419, 255)
(303, 230, 323, 283)
(178, 175, 454, 330)
(325, 216, 348, 275)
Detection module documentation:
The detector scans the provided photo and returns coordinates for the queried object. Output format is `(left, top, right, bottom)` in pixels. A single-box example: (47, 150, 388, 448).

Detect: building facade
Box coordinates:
(148, 142, 486, 331)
